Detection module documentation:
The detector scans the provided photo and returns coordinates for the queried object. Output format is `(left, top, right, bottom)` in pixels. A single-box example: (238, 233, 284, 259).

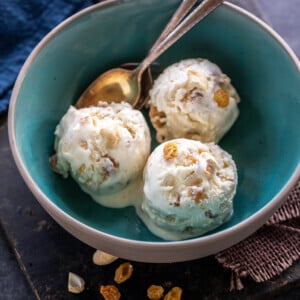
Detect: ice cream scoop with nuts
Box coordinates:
(50, 102, 151, 208)
(137, 138, 237, 240)
(149, 58, 240, 143)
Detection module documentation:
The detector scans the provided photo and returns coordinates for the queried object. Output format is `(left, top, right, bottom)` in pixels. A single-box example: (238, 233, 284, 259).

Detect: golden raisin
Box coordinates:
(163, 143, 178, 160)
(124, 125, 136, 138)
(164, 287, 183, 300)
(100, 285, 120, 300)
(114, 262, 133, 284)
(206, 164, 214, 174)
(147, 285, 164, 300)
(213, 89, 229, 107)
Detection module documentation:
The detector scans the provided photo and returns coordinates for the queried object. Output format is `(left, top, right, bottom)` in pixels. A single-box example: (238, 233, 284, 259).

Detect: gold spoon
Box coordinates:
(76, 0, 198, 109)
(76, 0, 224, 109)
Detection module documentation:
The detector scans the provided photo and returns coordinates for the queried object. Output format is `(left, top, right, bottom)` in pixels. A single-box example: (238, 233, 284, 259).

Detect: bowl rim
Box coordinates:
(8, 0, 300, 262)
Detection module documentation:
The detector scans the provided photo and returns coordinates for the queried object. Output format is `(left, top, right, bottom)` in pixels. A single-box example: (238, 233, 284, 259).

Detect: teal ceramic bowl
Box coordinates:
(8, 0, 300, 262)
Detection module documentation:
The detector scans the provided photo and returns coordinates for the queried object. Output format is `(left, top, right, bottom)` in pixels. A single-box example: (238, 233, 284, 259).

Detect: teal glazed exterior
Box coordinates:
(8, 0, 300, 262)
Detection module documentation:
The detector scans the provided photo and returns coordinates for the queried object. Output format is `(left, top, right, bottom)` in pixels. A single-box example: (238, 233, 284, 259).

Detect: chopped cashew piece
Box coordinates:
(92, 250, 118, 266)
(68, 272, 85, 294)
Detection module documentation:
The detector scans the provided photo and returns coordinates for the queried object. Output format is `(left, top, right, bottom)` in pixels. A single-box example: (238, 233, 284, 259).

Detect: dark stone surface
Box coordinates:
(0, 226, 34, 300)
(0, 1, 299, 299)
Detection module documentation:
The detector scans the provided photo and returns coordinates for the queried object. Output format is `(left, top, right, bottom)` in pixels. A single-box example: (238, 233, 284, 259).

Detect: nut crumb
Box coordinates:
(194, 191, 208, 204)
(163, 287, 182, 300)
(114, 262, 133, 284)
(103, 154, 119, 169)
(100, 285, 120, 300)
(198, 148, 204, 154)
(163, 143, 178, 160)
(213, 89, 229, 107)
(78, 164, 86, 174)
(124, 125, 136, 138)
(223, 161, 229, 168)
(100, 128, 120, 149)
(80, 140, 88, 150)
(92, 117, 97, 127)
(206, 163, 214, 174)
(147, 285, 164, 299)
(183, 154, 197, 166)
(149, 106, 166, 128)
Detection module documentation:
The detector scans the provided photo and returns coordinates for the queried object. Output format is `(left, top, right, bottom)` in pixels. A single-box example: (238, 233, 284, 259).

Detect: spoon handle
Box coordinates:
(150, 0, 198, 52)
(139, 0, 224, 74)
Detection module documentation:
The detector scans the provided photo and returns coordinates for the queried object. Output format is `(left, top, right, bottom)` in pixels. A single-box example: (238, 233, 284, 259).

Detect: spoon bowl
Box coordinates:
(76, 67, 138, 108)
(76, 63, 153, 108)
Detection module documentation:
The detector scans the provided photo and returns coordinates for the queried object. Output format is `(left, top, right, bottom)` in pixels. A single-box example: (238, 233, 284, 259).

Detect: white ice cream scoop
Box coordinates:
(51, 102, 151, 208)
(137, 138, 238, 240)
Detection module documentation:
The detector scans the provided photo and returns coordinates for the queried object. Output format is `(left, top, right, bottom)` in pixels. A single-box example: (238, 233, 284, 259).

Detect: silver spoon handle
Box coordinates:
(150, 0, 198, 52)
(139, 0, 224, 74)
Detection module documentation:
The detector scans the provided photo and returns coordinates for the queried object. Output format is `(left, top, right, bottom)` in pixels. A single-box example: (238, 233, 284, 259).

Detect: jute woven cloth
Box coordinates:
(215, 180, 300, 290)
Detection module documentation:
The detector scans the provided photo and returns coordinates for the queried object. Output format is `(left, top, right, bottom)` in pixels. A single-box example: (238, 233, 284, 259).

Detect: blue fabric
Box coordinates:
(0, 0, 94, 112)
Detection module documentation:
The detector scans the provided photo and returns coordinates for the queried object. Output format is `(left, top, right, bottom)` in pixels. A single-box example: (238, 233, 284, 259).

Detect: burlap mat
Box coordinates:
(215, 180, 300, 290)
